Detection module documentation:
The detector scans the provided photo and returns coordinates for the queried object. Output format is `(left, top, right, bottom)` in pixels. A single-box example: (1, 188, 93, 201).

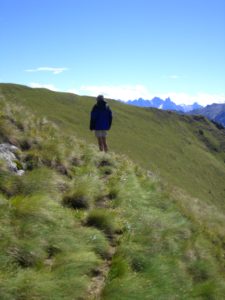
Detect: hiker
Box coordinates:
(90, 95, 112, 152)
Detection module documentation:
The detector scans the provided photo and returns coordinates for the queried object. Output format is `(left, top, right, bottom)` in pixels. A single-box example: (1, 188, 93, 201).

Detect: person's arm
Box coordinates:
(90, 107, 96, 130)
(108, 108, 112, 129)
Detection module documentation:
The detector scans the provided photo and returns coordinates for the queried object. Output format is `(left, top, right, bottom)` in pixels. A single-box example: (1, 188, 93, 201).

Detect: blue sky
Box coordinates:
(1, 0, 225, 105)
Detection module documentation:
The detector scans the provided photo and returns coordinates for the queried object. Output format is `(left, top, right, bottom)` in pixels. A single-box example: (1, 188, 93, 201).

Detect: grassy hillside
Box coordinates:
(189, 103, 225, 128)
(1, 83, 225, 208)
(1, 98, 225, 299)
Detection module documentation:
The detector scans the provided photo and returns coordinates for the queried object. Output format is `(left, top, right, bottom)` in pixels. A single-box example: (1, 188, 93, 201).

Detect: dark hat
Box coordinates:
(96, 95, 105, 102)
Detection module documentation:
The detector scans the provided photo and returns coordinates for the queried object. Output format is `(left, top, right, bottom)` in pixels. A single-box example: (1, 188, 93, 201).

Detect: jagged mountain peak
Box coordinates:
(126, 96, 202, 112)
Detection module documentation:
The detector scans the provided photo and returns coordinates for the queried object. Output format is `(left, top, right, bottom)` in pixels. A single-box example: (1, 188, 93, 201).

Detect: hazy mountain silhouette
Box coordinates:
(126, 97, 202, 112)
(189, 103, 225, 127)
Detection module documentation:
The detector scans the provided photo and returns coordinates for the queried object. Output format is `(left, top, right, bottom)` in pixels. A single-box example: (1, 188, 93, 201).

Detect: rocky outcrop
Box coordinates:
(0, 143, 24, 175)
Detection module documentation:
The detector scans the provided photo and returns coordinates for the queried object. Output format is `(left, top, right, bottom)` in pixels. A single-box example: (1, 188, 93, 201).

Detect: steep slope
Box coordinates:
(1, 83, 225, 208)
(1, 98, 225, 299)
(189, 103, 225, 128)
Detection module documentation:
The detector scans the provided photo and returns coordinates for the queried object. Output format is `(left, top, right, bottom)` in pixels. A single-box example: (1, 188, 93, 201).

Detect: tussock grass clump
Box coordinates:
(102, 170, 225, 299)
(63, 174, 102, 210)
(0, 172, 22, 197)
(107, 188, 118, 200)
(95, 153, 119, 177)
(0, 193, 107, 299)
(0, 100, 76, 177)
(108, 255, 130, 280)
(21, 168, 58, 196)
(63, 193, 90, 209)
(86, 209, 116, 236)
(0, 168, 58, 198)
(97, 158, 114, 168)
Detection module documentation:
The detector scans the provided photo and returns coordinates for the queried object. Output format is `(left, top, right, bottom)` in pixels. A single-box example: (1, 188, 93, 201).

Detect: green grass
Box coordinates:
(1, 85, 225, 299)
(0, 193, 107, 299)
(0, 101, 111, 299)
(1, 83, 225, 208)
(102, 172, 225, 299)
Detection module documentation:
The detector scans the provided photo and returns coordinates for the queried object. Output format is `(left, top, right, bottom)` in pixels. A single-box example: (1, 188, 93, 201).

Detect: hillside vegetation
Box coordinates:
(1, 83, 225, 207)
(189, 103, 225, 128)
(0, 90, 225, 299)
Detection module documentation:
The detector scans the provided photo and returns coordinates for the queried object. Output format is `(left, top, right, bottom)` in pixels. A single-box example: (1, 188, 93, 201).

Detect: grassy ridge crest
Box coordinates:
(1, 83, 225, 207)
(0, 96, 225, 299)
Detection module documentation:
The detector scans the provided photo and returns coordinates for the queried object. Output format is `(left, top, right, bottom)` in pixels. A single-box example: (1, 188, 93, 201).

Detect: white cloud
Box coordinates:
(25, 67, 68, 74)
(28, 82, 225, 106)
(67, 88, 80, 95)
(159, 92, 225, 106)
(29, 82, 59, 91)
(79, 85, 225, 106)
(79, 84, 152, 101)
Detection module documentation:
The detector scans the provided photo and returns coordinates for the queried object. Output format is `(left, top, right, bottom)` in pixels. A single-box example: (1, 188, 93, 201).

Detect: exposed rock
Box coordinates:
(0, 143, 24, 175)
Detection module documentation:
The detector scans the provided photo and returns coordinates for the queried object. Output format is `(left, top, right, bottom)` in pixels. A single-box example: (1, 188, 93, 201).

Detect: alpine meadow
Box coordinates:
(0, 83, 225, 300)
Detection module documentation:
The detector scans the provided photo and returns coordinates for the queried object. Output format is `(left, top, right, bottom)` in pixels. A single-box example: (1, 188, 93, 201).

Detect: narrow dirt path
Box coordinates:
(86, 243, 116, 300)
(86, 185, 119, 300)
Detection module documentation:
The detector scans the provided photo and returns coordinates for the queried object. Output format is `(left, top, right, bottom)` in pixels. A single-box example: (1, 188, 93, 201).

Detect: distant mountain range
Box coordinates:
(188, 103, 225, 128)
(126, 97, 225, 127)
(126, 97, 202, 112)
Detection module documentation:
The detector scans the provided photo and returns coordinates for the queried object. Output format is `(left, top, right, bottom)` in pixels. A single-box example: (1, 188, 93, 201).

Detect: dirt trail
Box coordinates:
(86, 185, 119, 300)
(86, 244, 116, 300)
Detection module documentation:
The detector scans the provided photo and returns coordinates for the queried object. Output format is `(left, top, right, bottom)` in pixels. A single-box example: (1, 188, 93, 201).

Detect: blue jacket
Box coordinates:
(90, 101, 112, 130)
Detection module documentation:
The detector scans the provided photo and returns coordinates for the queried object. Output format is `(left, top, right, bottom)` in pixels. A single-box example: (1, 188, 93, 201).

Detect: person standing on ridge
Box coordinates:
(90, 95, 112, 152)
